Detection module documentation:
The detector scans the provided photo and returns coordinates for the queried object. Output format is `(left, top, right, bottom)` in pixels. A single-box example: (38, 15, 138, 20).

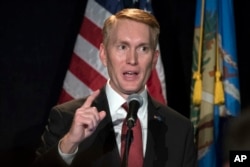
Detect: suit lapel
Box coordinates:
(93, 88, 122, 166)
(144, 96, 168, 167)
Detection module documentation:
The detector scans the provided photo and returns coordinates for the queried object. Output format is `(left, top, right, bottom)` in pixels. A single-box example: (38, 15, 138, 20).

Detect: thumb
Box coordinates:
(99, 111, 106, 121)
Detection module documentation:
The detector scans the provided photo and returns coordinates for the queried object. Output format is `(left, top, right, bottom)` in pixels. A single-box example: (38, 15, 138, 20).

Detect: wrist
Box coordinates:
(59, 134, 79, 154)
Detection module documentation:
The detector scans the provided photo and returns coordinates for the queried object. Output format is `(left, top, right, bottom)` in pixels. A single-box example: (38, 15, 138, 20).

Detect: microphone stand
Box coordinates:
(121, 127, 133, 167)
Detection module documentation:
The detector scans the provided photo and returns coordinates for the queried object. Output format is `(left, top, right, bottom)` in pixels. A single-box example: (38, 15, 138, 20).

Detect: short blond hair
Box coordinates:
(102, 8, 160, 49)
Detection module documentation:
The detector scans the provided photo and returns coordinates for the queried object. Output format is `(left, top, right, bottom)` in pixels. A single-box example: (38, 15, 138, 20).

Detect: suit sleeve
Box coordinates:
(32, 106, 74, 167)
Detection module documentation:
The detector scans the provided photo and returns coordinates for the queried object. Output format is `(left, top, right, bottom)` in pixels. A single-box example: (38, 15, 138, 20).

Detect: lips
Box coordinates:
(123, 71, 138, 75)
(123, 71, 139, 81)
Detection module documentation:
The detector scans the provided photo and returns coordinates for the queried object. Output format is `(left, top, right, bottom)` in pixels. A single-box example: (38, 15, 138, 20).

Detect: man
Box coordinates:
(33, 8, 197, 167)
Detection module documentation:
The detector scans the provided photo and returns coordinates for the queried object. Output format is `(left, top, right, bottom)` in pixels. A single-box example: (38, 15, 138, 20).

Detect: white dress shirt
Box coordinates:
(59, 80, 148, 164)
(105, 80, 148, 156)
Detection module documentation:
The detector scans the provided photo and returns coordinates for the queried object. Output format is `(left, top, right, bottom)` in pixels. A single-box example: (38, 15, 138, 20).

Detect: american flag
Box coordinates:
(58, 0, 166, 104)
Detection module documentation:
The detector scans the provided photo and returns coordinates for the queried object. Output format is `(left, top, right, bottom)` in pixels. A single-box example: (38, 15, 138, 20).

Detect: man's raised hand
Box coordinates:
(60, 90, 106, 153)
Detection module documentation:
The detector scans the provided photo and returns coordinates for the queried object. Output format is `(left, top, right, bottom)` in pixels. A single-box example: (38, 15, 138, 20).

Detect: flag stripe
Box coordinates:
(79, 16, 102, 49)
(85, 0, 111, 27)
(147, 69, 165, 104)
(58, 89, 74, 103)
(73, 34, 109, 78)
(155, 45, 167, 101)
(69, 53, 107, 90)
(63, 70, 93, 98)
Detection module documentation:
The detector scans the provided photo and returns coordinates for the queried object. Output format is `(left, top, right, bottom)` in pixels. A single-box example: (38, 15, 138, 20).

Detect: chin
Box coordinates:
(123, 87, 141, 94)
(120, 81, 142, 93)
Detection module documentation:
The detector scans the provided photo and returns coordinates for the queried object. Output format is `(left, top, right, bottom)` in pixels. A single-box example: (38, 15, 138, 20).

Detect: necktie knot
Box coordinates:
(122, 103, 128, 112)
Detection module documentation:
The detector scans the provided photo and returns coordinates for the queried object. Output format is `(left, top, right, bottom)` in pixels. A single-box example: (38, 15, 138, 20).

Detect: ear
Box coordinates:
(152, 50, 159, 69)
(99, 43, 107, 67)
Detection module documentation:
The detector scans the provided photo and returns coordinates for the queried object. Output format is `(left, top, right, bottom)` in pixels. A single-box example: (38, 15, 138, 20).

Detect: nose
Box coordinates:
(126, 49, 138, 65)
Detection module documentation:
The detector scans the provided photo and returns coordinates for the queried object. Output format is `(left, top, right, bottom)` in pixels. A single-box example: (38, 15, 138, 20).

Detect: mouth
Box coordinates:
(123, 71, 138, 76)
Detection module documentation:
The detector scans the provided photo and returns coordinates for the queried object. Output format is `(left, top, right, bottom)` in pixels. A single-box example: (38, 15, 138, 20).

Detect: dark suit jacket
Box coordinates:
(33, 88, 197, 167)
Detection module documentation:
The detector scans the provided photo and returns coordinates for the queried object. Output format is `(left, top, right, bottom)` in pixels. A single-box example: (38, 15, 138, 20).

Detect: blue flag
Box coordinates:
(190, 0, 241, 166)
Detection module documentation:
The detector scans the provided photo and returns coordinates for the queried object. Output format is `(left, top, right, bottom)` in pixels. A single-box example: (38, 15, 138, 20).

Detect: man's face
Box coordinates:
(100, 19, 159, 98)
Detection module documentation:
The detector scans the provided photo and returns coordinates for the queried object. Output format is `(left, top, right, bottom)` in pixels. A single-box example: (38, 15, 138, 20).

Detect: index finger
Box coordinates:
(81, 89, 100, 108)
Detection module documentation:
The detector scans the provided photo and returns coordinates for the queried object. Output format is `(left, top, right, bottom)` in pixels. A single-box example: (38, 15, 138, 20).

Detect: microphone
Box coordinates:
(126, 94, 143, 129)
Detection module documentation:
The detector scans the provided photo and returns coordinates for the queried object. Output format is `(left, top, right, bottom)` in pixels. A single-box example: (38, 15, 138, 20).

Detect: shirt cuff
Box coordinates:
(58, 139, 78, 165)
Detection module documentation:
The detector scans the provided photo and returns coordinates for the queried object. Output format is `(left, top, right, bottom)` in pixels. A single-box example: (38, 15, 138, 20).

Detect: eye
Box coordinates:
(118, 45, 127, 50)
(137, 46, 149, 53)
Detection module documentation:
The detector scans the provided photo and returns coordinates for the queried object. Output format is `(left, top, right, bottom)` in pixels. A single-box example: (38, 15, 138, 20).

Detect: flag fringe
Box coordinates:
(192, 72, 202, 105)
(214, 71, 224, 104)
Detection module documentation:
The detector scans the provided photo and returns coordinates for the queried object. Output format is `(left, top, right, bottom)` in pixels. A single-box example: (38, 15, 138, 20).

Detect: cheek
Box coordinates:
(144, 58, 156, 71)
(106, 57, 120, 72)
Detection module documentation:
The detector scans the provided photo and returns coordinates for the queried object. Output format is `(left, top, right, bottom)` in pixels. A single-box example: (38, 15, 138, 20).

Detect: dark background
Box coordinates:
(0, 0, 249, 166)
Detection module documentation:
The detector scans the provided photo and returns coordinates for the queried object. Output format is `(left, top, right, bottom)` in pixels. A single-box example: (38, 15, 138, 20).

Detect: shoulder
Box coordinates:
(150, 98, 193, 129)
(44, 98, 87, 130)
(45, 98, 87, 125)
(52, 98, 86, 114)
(52, 88, 108, 115)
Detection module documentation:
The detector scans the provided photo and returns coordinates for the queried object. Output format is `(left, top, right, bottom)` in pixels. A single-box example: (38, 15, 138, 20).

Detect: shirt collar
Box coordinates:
(105, 80, 148, 114)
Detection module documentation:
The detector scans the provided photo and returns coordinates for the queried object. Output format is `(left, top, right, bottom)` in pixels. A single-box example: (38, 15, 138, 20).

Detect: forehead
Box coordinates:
(112, 19, 150, 33)
(109, 19, 151, 43)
